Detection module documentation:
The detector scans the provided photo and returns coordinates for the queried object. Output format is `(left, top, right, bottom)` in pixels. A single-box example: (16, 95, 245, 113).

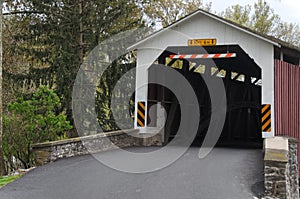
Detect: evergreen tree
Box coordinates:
(3, 0, 144, 126)
(0, 0, 6, 175)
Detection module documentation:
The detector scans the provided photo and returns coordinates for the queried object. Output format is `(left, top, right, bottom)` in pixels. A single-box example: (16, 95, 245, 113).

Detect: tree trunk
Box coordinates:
(0, 0, 6, 175)
(78, 0, 84, 64)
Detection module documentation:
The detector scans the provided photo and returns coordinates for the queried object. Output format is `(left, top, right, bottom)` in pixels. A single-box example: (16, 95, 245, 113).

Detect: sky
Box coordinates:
(203, 0, 300, 24)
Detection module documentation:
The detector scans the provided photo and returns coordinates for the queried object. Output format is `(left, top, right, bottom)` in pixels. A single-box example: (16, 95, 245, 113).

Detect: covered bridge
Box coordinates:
(128, 9, 300, 148)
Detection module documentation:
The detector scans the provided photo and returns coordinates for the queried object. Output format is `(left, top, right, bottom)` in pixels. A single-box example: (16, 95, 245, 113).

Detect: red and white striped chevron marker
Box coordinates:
(169, 53, 236, 59)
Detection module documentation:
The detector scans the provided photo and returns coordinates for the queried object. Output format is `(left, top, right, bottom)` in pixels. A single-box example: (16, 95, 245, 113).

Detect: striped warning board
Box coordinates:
(137, 102, 146, 127)
(169, 53, 236, 59)
(262, 104, 271, 132)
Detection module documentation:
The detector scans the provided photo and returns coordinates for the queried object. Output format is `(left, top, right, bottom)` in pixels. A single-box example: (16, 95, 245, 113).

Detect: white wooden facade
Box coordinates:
(129, 10, 285, 138)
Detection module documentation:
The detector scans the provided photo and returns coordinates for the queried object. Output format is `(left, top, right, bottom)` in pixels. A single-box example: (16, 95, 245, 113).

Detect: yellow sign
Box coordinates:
(188, 38, 217, 46)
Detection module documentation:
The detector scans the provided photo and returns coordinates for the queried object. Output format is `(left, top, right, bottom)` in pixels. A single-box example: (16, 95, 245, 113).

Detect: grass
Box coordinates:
(0, 175, 21, 188)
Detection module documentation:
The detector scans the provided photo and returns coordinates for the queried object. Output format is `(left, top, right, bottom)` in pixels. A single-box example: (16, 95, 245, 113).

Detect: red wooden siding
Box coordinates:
(274, 59, 300, 175)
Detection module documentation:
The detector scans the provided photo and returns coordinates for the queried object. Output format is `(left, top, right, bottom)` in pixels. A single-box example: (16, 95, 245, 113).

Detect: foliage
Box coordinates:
(221, 0, 300, 47)
(2, 11, 42, 110)
(142, 0, 212, 28)
(223, 4, 252, 27)
(96, 62, 136, 132)
(0, 175, 21, 188)
(3, 86, 72, 169)
(273, 22, 300, 46)
(2, 0, 299, 143)
(3, 0, 144, 125)
(0, 0, 5, 176)
(251, 0, 280, 34)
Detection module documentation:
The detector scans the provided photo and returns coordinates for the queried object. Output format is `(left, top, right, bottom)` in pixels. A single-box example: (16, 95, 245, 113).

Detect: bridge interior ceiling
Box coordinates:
(163, 45, 261, 78)
(148, 45, 263, 145)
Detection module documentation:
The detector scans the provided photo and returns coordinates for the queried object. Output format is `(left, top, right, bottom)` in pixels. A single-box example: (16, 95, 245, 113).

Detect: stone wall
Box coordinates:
(287, 138, 299, 199)
(264, 137, 299, 199)
(32, 129, 163, 166)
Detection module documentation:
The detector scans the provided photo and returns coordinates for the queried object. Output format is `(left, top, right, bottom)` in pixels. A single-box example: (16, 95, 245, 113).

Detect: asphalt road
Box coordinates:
(0, 147, 264, 199)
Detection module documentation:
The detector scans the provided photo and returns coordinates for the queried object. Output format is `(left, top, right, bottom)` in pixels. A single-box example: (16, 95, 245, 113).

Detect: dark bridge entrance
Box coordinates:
(148, 45, 262, 146)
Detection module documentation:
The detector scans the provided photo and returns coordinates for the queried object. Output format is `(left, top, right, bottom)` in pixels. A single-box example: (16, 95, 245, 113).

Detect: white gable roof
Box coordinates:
(128, 9, 280, 50)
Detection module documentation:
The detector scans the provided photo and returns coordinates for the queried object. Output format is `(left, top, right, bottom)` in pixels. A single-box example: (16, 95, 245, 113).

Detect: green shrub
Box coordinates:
(3, 86, 72, 169)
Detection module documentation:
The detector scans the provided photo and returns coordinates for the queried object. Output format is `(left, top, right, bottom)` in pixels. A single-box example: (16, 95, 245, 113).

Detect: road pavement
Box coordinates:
(0, 147, 264, 199)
